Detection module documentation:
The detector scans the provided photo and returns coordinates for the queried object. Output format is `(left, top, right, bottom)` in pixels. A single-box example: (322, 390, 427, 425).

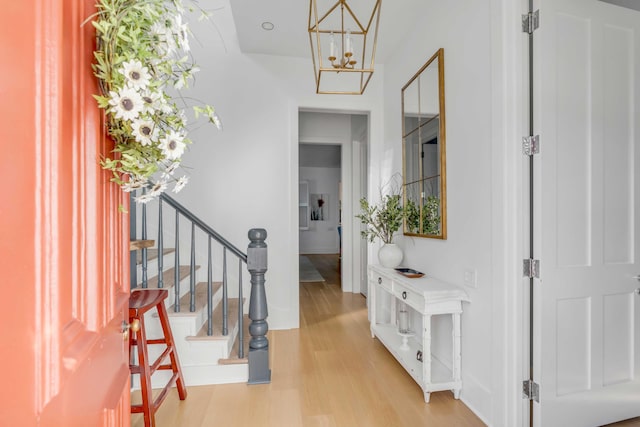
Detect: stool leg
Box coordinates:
(156, 302, 187, 400)
(134, 313, 156, 427)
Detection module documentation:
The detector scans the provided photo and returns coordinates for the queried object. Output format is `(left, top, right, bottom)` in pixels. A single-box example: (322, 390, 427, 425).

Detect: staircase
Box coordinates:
(129, 192, 270, 389)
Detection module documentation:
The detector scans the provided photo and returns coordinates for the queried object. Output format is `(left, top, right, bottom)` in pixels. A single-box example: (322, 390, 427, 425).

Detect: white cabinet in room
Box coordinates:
(299, 181, 309, 230)
(368, 265, 470, 403)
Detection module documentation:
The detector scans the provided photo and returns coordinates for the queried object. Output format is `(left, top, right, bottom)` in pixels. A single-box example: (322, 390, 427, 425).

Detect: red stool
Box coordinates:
(129, 289, 187, 427)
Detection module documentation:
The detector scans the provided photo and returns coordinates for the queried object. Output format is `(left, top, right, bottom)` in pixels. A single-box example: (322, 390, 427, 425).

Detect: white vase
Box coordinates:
(378, 243, 403, 268)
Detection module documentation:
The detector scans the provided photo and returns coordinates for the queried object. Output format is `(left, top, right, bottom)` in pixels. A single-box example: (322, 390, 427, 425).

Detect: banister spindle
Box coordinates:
(207, 236, 213, 336)
(141, 189, 148, 288)
(222, 248, 228, 336)
(190, 222, 196, 312)
(174, 210, 180, 312)
(157, 199, 164, 288)
(247, 228, 270, 384)
(238, 258, 244, 359)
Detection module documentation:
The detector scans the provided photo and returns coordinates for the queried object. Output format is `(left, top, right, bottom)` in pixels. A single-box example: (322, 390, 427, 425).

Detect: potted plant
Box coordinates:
(356, 189, 407, 268)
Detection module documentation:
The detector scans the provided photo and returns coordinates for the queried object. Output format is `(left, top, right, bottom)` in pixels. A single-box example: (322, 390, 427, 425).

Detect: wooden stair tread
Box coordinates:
(218, 357, 248, 365)
(136, 248, 176, 265)
(130, 240, 154, 251)
(144, 265, 199, 290)
(168, 281, 223, 316)
(188, 297, 244, 340)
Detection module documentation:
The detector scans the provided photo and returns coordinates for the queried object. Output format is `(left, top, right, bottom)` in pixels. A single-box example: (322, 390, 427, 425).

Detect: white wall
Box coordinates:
(178, 2, 522, 424)
(380, 0, 517, 425)
(299, 166, 341, 254)
(177, 9, 385, 330)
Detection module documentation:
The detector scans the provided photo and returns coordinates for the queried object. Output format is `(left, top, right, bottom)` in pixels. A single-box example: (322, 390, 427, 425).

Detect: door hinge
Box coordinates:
(522, 10, 540, 34)
(523, 258, 540, 279)
(523, 379, 540, 402)
(522, 135, 540, 155)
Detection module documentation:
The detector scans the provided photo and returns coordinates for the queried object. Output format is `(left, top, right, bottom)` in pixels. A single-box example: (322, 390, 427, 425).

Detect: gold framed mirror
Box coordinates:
(401, 48, 446, 239)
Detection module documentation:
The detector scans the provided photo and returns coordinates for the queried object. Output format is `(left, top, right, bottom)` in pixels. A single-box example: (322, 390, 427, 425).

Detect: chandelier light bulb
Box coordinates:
(329, 32, 336, 60)
(345, 29, 353, 56)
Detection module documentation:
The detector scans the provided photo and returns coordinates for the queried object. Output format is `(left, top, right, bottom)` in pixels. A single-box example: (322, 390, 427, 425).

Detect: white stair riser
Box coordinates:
(135, 250, 176, 283)
(131, 334, 230, 374)
(142, 287, 222, 340)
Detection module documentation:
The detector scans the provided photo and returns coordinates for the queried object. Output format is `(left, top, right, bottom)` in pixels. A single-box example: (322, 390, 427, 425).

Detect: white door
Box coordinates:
(536, 0, 640, 426)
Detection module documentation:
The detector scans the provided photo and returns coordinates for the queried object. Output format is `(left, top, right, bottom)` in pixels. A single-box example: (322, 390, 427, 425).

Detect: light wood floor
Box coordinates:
(132, 254, 639, 427)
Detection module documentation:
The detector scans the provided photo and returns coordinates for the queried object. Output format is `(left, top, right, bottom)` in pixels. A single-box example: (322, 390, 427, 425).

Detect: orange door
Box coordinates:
(0, 1, 130, 426)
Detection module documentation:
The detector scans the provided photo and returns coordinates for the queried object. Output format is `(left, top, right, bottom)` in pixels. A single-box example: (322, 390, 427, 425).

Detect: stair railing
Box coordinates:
(130, 192, 270, 383)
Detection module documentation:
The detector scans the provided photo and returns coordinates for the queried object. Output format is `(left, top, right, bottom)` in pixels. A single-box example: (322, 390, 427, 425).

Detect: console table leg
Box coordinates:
(423, 314, 432, 399)
(452, 312, 462, 391)
(453, 389, 461, 399)
(424, 391, 431, 403)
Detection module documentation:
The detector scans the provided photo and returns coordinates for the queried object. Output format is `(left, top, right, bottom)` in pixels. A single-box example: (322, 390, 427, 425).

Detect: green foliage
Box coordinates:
(356, 194, 406, 244)
(405, 196, 441, 235)
(423, 196, 441, 235)
(404, 198, 420, 234)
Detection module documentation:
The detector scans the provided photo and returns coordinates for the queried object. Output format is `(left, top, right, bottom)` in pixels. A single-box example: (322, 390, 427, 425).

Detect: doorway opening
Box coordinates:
(297, 110, 369, 301)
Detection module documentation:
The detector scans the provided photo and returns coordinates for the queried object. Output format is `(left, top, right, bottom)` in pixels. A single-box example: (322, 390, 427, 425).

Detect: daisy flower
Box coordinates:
(176, 22, 190, 52)
(120, 60, 151, 89)
(140, 89, 163, 115)
(134, 193, 154, 204)
(174, 74, 187, 89)
(170, 13, 184, 35)
(131, 118, 158, 146)
(108, 87, 144, 121)
(148, 180, 168, 197)
(177, 110, 188, 127)
(150, 21, 174, 55)
(120, 175, 147, 193)
(173, 176, 189, 193)
(162, 161, 180, 177)
(159, 131, 186, 160)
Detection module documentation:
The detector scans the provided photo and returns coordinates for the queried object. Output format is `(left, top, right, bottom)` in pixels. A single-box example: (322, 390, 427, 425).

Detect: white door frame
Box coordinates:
(489, 0, 530, 425)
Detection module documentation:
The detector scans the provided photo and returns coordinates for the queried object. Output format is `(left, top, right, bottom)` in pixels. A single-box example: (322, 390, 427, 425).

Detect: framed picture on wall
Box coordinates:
(310, 193, 328, 221)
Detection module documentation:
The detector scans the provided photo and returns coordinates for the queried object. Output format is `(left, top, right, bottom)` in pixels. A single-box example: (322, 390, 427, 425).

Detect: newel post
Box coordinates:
(247, 228, 271, 384)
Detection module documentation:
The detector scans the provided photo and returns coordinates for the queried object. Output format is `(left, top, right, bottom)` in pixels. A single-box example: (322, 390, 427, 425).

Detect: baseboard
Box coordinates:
(181, 363, 249, 385)
(460, 371, 493, 426)
(430, 354, 492, 426)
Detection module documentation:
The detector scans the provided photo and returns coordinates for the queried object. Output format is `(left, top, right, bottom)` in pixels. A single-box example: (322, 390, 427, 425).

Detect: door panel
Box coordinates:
(0, 0, 130, 425)
(536, 0, 640, 426)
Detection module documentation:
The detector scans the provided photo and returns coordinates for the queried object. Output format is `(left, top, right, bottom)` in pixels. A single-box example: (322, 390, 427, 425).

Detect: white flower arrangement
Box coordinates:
(90, 0, 220, 203)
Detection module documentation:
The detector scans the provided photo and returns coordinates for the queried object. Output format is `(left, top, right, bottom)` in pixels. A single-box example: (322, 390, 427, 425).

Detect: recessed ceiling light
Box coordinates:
(261, 21, 274, 31)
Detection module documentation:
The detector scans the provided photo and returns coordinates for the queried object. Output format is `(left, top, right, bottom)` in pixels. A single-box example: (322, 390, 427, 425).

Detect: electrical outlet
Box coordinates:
(463, 269, 478, 288)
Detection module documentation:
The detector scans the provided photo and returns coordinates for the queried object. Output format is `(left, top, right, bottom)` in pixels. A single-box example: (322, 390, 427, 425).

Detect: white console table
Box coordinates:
(368, 265, 470, 403)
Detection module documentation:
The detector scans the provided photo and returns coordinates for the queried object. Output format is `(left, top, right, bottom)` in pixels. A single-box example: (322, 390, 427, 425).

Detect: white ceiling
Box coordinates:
(228, 0, 428, 62)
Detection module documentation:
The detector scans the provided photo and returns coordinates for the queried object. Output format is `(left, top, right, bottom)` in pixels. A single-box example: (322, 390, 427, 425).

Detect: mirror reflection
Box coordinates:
(401, 48, 446, 238)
